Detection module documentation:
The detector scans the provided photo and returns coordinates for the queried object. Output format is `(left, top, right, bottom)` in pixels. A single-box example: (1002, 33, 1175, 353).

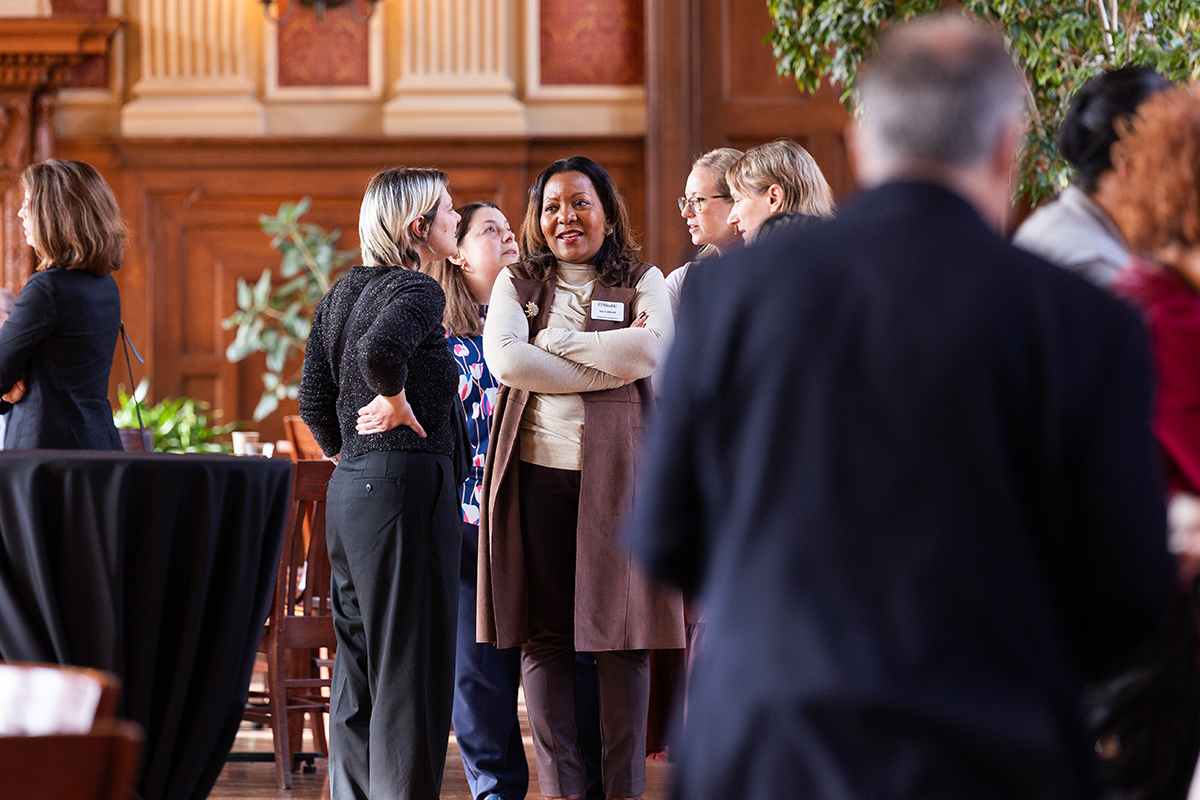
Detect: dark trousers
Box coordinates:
(453, 519, 527, 800)
(453, 520, 606, 800)
(518, 461, 651, 798)
(326, 450, 461, 800)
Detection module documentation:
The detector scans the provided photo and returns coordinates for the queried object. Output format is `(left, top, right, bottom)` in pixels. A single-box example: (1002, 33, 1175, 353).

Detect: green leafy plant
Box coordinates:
(224, 197, 357, 420)
(768, 0, 1200, 204)
(114, 379, 241, 453)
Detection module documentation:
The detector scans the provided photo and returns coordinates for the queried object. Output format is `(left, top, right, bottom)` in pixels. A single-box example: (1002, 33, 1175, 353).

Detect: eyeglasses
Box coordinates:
(677, 195, 731, 214)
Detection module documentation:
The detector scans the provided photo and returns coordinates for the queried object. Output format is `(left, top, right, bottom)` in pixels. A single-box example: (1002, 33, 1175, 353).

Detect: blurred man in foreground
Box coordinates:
(629, 14, 1176, 800)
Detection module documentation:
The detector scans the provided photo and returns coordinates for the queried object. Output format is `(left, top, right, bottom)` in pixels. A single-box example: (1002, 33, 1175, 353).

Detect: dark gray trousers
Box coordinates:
(518, 461, 651, 798)
(326, 450, 461, 800)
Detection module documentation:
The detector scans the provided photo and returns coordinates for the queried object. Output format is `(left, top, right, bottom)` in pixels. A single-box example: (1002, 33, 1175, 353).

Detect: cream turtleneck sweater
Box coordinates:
(482, 260, 672, 470)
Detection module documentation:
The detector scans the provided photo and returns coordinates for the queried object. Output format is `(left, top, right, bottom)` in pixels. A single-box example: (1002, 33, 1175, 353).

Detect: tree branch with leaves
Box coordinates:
(768, 0, 1199, 203)
(224, 197, 357, 420)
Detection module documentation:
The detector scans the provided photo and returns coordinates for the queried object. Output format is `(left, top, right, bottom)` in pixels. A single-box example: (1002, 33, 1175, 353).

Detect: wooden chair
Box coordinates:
(244, 458, 338, 788)
(0, 663, 121, 735)
(283, 415, 327, 461)
(0, 720, 144, 800)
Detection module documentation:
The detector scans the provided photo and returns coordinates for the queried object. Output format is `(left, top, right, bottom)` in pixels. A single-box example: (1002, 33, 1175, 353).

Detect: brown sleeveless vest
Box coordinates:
(477, 261, 685, 651)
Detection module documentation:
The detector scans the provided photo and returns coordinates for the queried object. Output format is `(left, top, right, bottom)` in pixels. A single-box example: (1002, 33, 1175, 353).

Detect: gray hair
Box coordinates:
(857, 14, 1028, 168)
(358, 167, 447, 268)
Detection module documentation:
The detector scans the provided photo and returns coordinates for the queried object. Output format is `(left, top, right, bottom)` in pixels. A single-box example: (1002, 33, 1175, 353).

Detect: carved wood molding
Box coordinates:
(0, 16, 122, 290)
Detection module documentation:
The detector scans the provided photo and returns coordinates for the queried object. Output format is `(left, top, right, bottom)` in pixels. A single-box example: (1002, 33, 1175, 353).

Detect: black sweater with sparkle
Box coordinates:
(299, 265, 457, 460)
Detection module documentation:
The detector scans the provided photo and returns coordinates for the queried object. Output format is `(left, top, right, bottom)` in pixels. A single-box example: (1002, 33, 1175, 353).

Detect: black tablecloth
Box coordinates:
(0, 450, 292, 800)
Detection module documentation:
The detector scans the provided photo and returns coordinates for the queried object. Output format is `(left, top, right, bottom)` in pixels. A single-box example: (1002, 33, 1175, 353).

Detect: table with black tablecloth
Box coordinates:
(0, 450, 292, 800)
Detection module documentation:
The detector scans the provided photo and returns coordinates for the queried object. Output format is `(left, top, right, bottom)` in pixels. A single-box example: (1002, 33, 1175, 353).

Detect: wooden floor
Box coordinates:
(209, 696, 673, 800)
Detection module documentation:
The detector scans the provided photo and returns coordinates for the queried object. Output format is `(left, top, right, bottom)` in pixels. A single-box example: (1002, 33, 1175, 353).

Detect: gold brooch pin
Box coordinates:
(524, 301, 539, 319)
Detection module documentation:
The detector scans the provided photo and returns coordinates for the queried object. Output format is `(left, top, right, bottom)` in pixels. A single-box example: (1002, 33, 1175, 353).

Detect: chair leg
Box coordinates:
(312, 708, 328, 755)
(267, 638, 292, 790)
(311, 647, 330, 755)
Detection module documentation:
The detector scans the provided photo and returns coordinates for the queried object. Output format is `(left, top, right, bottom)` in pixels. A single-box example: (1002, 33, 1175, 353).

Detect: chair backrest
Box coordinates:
(0, 663, 120, 735)
(283, 416, 326, 461)
(273, 459, 337, 648)
(0, 719, 144, 800)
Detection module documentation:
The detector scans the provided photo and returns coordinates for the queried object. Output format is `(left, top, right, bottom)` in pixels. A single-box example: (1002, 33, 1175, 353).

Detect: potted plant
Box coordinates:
(223, 197, 357, 421)
(114, 379, 241, 453)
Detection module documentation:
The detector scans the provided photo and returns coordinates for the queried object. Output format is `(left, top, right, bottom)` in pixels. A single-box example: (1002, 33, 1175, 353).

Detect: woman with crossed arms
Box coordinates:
(479, 156, 684, 800)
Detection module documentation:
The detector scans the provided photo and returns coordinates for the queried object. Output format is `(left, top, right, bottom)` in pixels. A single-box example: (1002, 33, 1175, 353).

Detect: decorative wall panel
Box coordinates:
(54, 0, 110, 89)
(539, 0, 644, 85)
(277, 7, 370, 87)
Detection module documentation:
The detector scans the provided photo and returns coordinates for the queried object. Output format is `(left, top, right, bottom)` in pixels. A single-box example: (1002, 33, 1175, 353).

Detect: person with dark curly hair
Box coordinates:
(1014, 66, 1170, 287)
(1111, 85, 1200, 581)
(480, 156, 684, 800)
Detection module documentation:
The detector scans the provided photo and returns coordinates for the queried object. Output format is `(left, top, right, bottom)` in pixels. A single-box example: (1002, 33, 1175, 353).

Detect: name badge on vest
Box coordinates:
(591, 300, 625, 323)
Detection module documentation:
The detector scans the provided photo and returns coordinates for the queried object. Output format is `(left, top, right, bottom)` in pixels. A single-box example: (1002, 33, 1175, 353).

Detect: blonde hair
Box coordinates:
(423, 201, 502, 338)
(22, 159, 126, 276)
(693, 147, 743, 199)
(727, 140, 835, 218)
(358, 167, 447, 268)
(692, 148, 744, 259)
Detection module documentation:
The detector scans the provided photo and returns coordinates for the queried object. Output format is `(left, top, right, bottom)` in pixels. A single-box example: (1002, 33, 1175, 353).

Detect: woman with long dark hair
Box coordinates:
(479, 156, 685, 800)
(299, 167, 461, 800)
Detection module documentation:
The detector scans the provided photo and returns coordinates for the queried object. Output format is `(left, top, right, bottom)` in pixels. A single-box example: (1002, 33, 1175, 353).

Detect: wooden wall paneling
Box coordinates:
(700, 0, 859, 195)
(645, 0, 854, 278)
(644, 0, 698, 277)
(58, 136, 645, 446)
(702, 0, 851, 196)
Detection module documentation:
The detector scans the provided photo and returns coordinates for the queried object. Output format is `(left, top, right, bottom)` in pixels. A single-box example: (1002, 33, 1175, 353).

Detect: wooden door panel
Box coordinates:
(646, 0, 853, 273)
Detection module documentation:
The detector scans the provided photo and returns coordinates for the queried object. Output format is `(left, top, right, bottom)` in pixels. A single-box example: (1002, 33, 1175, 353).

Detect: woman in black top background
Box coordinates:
(299, 166, 461, 800)
(0, 159, 125, 450)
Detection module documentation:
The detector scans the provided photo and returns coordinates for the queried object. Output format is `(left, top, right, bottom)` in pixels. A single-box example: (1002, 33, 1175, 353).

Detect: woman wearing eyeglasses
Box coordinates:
(666, 148, 744, 320)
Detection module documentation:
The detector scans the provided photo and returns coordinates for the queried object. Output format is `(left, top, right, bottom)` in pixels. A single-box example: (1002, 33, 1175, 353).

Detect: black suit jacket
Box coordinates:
(629, 182, 1176, 800)
(0, 268, 122, 450)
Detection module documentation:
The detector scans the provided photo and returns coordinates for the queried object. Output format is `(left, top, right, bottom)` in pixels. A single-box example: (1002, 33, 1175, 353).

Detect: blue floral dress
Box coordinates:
(449, 324, 498, 525)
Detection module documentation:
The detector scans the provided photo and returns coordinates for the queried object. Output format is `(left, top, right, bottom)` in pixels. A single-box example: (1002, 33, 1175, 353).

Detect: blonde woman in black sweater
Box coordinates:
(299, 167, 461, 800)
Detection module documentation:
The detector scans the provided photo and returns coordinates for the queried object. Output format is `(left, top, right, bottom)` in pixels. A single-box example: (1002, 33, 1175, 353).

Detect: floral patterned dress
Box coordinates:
(449, 322, 499, 525)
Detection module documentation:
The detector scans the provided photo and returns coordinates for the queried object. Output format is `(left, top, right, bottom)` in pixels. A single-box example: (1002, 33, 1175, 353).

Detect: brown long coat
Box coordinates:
(477, 262, 685, 651)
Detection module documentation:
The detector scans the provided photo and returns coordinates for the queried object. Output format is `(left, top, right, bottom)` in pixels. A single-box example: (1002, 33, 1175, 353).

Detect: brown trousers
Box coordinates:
(518, 461, 650, 798)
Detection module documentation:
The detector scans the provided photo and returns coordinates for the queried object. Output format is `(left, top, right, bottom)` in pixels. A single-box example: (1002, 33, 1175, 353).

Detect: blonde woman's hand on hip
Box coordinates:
(356, 390, 427, 437)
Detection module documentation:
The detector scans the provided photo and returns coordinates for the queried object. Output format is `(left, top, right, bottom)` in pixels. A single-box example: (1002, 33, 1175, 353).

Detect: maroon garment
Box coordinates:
(1115, 259, 1200, 495)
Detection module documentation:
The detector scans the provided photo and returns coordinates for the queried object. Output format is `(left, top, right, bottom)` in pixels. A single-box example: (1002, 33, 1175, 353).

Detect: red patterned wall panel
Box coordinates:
(53, 0, 110, 89)
(541, 0, 645, 85)
(277, 4, 370, 87)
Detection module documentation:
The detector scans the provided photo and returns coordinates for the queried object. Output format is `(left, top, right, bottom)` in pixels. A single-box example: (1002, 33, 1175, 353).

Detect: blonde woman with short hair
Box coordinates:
(0, 159, 125, 449)
(299, 166, 463, 800)
(726, 139, 835, 241)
